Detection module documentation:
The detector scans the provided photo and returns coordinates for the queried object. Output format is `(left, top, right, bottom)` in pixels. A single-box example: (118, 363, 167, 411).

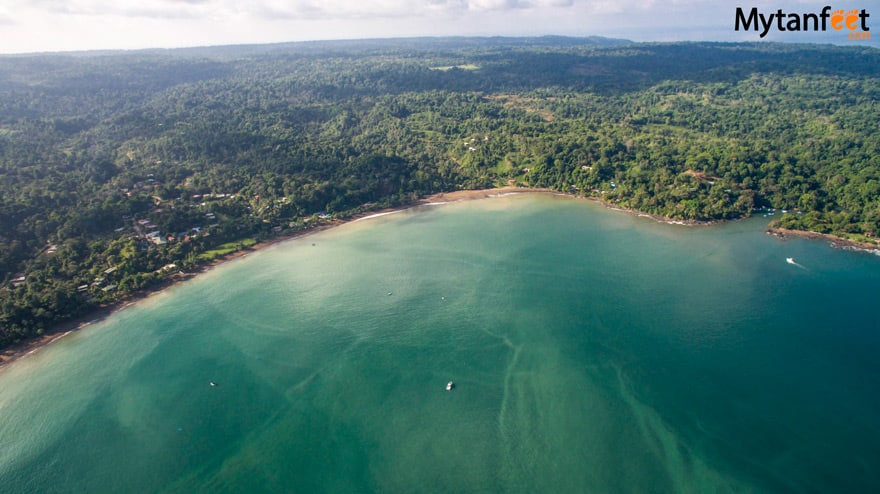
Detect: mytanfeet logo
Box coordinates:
(736, 6, 871, 41)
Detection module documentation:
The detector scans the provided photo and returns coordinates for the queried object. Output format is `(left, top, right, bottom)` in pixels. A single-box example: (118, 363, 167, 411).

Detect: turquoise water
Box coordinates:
(1, 194, 878, 492)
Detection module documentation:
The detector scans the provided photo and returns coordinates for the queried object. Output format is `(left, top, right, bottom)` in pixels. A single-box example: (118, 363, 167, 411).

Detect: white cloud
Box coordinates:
(0, 5, 16, 25)
(10, 0, 583, 21)
(3, 0, 199, 19)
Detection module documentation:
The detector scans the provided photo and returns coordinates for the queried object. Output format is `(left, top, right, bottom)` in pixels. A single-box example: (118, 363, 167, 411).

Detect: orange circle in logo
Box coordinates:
(831, 9, 845, 30)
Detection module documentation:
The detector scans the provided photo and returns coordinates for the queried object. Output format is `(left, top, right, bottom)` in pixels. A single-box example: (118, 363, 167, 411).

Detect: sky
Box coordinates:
(0, 0, 877, 54)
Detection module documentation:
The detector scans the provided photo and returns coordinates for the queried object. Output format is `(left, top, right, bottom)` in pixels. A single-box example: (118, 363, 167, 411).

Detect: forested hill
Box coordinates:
(1, 38, 879, 348)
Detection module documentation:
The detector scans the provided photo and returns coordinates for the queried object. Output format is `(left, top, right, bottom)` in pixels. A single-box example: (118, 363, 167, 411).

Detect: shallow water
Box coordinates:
(1, 194, 878, 492)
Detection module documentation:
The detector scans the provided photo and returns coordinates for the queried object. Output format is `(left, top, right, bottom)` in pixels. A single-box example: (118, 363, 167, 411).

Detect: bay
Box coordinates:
(1, 194, 878, 492)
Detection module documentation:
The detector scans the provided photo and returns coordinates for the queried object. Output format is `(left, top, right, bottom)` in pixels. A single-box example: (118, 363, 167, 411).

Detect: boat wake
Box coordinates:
(786, 257, 806, 269)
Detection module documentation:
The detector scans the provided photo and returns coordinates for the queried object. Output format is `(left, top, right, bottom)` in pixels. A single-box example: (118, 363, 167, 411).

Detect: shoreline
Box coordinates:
(1, 187, 871, 370)
(417, 186, 555, 203)
(0, 220, 343, 371)
(0, 188, 558, 370)
(420, 187, 715, 226)
(766, 226, 880, 255)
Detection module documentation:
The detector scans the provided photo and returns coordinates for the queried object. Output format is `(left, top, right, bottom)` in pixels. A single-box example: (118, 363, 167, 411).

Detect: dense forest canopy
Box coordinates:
(1, 37, 879, 348)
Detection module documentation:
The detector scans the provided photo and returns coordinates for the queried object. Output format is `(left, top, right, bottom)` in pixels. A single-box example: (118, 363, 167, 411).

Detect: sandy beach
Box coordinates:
(419, 187, 710, 226)
(419, 186, 555, 203)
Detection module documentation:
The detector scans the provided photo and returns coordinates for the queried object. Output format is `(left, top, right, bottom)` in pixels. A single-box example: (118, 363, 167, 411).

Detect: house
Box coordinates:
(156, 263, 177, 273)
(146, 231, 167, 245)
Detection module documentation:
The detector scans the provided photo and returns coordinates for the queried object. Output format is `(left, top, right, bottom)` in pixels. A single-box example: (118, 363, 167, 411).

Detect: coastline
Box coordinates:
(420, 187, 714, 226)
(0, 221, 343, 371)
(0, 187, 557, 370)
(1, 187, 871, 370)
(418, 186, 555, 203)
(766, 226, 880, 255)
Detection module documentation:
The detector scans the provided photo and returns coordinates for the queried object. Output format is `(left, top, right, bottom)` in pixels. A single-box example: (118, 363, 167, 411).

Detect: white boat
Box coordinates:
(786, 258, 796, 264)
(446, 381, 455, 391)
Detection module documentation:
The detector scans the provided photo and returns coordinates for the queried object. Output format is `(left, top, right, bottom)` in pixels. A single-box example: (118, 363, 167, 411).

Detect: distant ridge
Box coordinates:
(151, 36, 634, 56)
(5, 35, 634, 58)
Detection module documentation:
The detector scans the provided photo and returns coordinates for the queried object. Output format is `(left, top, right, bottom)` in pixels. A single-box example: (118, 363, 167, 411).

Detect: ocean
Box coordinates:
(1, 194, 878, 492)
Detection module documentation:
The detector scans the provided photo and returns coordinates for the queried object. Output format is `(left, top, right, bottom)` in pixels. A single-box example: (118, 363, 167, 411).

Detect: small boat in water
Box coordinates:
(786, 258, 796, 264)
(209, 381, 217, 387)
(446, 381, 455, 391)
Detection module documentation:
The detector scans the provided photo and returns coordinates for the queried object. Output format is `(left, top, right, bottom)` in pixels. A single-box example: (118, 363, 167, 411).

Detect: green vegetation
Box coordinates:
(197, 238, 258, 261)
(1, 38, 878, 349)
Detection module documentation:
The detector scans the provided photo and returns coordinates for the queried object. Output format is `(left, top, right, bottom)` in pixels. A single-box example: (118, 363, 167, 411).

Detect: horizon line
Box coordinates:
(2, 34, 877, 57)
